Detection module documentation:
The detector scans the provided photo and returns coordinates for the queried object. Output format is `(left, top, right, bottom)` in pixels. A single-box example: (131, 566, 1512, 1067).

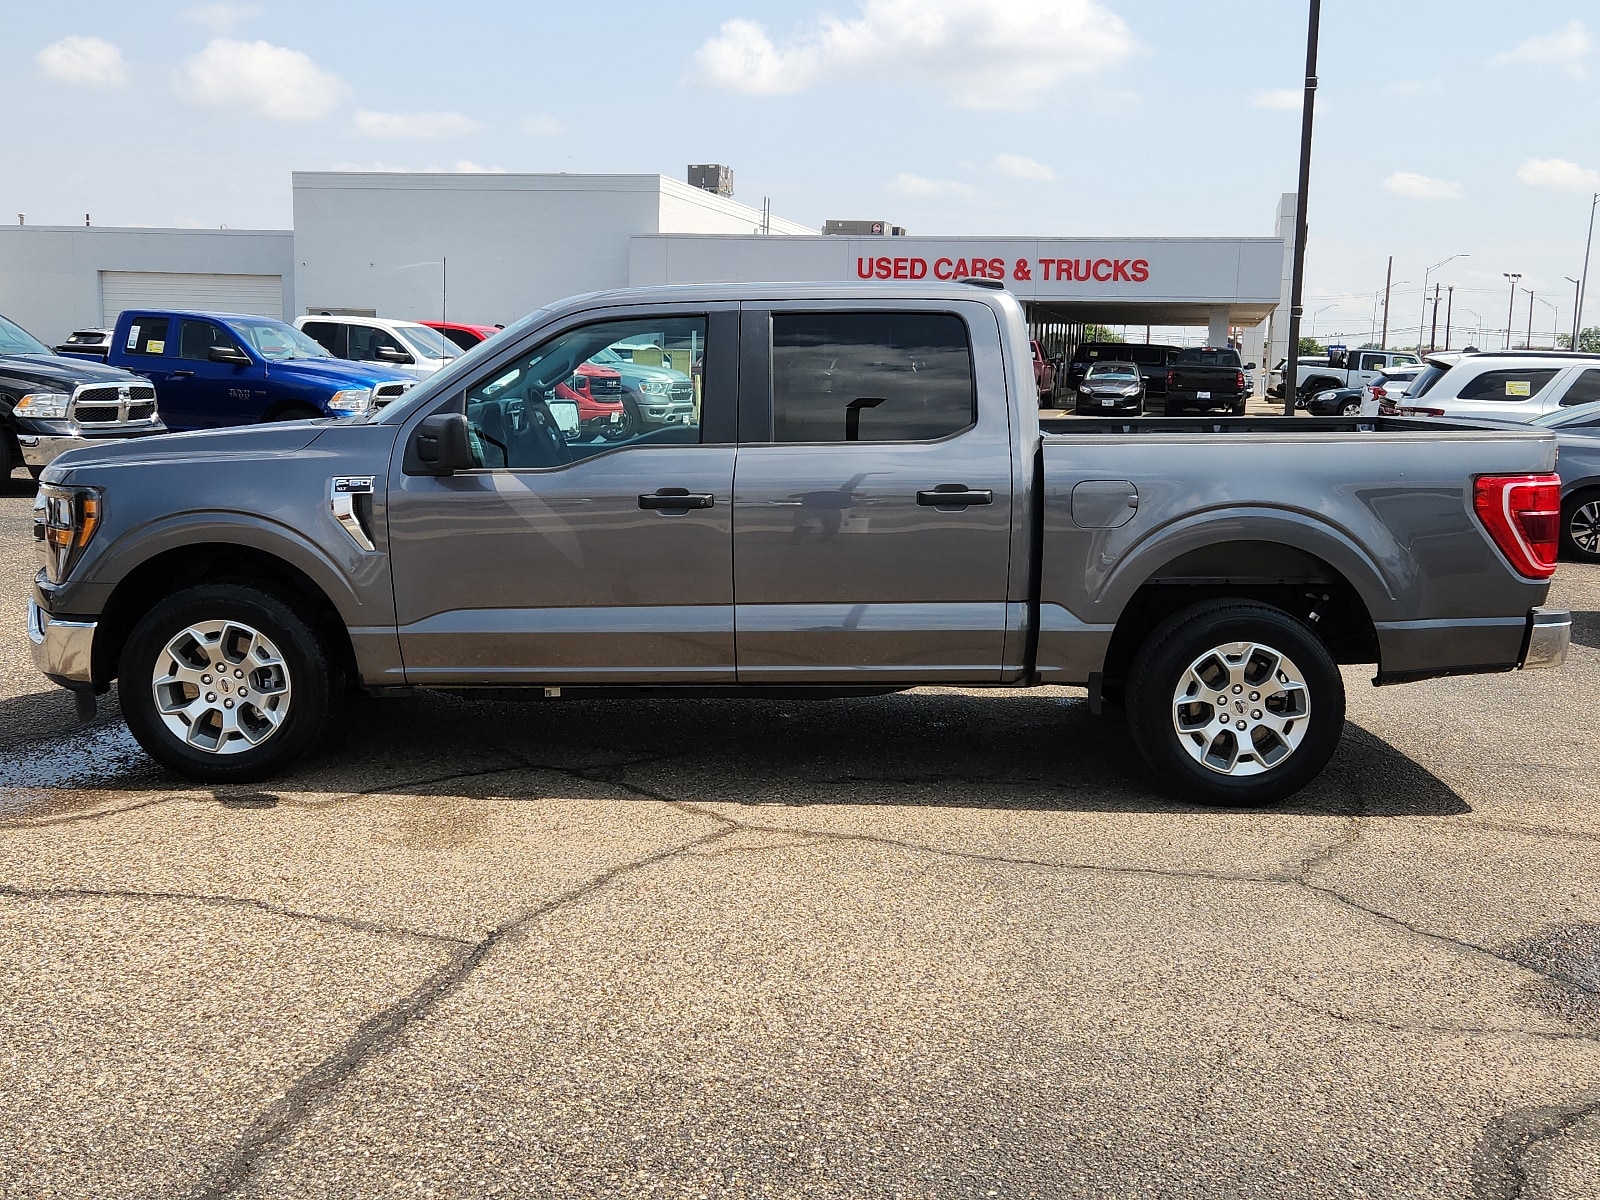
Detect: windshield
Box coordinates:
(1087, 363, 1139, 380)
(231, 317, 333, 362)
(396, 324, 460, 361)
(0, 313, 51, 356)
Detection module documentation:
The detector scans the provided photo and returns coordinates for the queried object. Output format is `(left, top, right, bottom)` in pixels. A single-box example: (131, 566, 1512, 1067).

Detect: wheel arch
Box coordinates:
(92, 541, 361, 690)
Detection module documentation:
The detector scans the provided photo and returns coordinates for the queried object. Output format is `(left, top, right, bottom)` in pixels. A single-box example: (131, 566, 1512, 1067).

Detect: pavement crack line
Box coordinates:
(1473, 1096, 1600, 1200)
(1264, 986, 1600, 1046)
(0, 883, 466, 948)
(189, 816, 740, 1200)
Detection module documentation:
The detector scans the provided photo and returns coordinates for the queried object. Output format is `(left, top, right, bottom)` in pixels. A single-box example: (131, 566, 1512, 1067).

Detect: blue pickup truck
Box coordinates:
(107, 310, 414, 431)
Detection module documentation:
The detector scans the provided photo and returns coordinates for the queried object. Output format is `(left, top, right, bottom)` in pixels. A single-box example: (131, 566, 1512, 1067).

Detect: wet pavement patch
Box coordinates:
(216, 791, 280, 809)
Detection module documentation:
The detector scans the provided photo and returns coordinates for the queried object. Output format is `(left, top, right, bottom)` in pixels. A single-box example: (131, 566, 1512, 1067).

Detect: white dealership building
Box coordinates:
(0, 171, 1296, 374)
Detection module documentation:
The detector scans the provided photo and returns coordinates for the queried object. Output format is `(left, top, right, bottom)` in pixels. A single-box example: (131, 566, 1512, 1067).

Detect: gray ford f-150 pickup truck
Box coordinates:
(28, 282, 1571, 803)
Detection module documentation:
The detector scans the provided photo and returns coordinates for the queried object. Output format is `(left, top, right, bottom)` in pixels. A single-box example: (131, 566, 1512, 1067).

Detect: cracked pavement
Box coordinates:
(2, 474, 1599, 1198)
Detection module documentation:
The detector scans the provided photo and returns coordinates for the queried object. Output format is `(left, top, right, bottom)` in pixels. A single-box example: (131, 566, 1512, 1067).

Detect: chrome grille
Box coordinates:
(670, 382, 694, 403)
(372, 381, 413, 408)
(76, 385, 121, 403)
(74, 404, 120, 423)
(128, 401, 157, 421)
(69, 381, 162, 427)
(589, 375, 623, 397)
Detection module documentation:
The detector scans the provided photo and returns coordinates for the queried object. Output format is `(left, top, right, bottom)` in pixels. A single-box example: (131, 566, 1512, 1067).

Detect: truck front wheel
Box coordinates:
(1125, 600, 1344, 805)
(118, 584, 334, 782)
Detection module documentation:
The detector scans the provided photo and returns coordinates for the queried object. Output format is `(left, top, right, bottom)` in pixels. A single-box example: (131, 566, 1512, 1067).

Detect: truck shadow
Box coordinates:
(1568, 610, 1600, 651)
(0, 688, 1469, 821)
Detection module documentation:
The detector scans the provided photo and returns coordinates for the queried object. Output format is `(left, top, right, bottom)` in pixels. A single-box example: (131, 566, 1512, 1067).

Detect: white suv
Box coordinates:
(1398, 352, 1600, 421)
(295, 315, 462, 380)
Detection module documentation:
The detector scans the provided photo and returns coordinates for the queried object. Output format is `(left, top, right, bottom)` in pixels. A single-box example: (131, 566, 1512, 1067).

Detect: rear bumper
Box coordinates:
(1521, 606, 1571, 670)
(27, 599, 97, 687)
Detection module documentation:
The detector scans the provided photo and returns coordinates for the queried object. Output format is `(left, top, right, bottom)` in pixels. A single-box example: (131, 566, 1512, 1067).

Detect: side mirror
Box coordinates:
(209, 345, 251, 365)
(1245, 362, 1257, 370)
(376, 345, 414, 364)
(411, 413, 476, 475)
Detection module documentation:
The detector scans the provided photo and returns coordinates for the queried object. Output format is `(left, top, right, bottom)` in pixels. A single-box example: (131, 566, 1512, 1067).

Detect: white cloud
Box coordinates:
(1491, 20, 1590, 76)
(992, 153, 1055, 181)
(887, 173, 977, 198)
(184, 3, 261, 34)
(36, 36, 126, 87)
(179, 38, 346, 120)
(521, 114, 566, 136)
(691, 0, 1136, 111)
(1382, 171, 1463, 200)
(1517, 157, 1600, 191)
(451, 161, 506, 174)
(1251, 87, 1300, 110)
(355, 110, 483, 139)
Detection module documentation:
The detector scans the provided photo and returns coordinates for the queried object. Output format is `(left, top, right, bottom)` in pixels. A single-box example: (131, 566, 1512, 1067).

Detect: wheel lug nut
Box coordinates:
(205, 692, 216, 702)
(224, 699, 234, 709)
(1232, 685, 1243, 694)
(1252, 709, 1262, 720)
(1250, 691, 1260, 701)
(202, 675, 212, 684)
(235, 669, 244, 679)
(1236, 720, 1247, 730)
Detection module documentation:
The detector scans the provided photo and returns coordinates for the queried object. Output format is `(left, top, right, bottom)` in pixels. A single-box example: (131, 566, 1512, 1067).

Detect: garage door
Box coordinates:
(99, 271, 284, 327)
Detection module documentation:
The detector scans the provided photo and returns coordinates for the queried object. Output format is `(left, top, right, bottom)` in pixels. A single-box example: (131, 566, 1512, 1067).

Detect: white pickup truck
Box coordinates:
(1272, 347, 1422, 397)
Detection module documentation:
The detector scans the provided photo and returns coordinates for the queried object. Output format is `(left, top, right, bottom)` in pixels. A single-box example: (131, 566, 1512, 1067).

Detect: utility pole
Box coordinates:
(1569, 277, 1583, 348)
(1580, 195, 1593, 350)
(1445, 285, 1454, 350)
(1380, 255, 1393, 349)
(1523, 288, 1534, 350)
(1504, 273, 1522, 349)
(1429, 282, 1441, 351)
(1281, 0, 1321, 416)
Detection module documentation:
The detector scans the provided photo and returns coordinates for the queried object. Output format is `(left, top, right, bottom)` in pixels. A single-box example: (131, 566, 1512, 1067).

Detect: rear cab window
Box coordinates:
(1456, 368, 1561, 401)
(121, 316, 172, 356)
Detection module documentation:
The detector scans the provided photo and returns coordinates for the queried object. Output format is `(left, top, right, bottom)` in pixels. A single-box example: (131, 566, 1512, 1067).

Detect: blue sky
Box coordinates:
(6, 0, 1599, 346)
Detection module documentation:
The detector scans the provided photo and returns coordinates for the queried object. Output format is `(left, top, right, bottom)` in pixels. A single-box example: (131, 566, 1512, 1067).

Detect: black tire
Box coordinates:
(1561, 490, 1600, 563)
(1340, 400, 1361, 416)
(1125, 600, 1344, 805)
(118, 584, 335, 782)
(0, 430, 16, 481)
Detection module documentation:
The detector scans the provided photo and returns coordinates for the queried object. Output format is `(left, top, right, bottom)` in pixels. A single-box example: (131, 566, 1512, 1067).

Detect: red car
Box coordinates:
(421, 321, 503, 351)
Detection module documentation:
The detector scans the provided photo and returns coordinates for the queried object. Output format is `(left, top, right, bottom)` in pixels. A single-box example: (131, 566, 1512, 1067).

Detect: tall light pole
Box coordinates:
(1522, 287, 1535, 350)
(1535, 295, 1559, 349)
(1568, 276, 1583, 349)
(1380, 255, 1393, 349)
(1281, 0, 1321, 416)
(1504, 272, 1522, 349)
(1460, 308, 1482, 350)
(1421, 254, 1467, 352)
(1444, 285, 1455, 350)
(1577, 192, 1598, 352)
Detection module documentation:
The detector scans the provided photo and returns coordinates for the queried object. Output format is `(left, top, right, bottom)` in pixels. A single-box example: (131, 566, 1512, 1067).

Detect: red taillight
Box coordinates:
(1473, 474, 1560, 580)
(1371, 385, 1388, 399)
(1166, 369, 1175, 387)
(1236, 370, 1245, 392)
(1399, 406, 1445, 417)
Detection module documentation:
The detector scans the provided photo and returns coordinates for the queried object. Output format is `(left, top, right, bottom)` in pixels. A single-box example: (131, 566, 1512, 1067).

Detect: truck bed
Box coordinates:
(1039, 414, 1513, 436)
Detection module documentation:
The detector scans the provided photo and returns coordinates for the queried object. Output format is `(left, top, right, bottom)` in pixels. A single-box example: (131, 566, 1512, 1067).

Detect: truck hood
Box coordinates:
(0, 352, 148, 390)
(265, 357, 413, 390)
(44, 421, 328, 481)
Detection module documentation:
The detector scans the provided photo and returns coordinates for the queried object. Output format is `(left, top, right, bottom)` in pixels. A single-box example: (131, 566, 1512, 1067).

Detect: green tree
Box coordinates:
(1557, 326, 1600, 352)
(1083, 324, 1125, 343)
(1297, 336, 1325, 357)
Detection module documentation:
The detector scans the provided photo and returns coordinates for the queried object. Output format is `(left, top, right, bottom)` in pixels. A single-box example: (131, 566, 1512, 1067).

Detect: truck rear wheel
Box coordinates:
(1125, 600, 1344, 805)
(118, 584, 334, 782)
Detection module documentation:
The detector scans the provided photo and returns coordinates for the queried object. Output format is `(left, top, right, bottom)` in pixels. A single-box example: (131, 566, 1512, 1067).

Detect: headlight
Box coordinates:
(33, 484, 103, 584)
(16, 392, 71, 419)
(1078, 385, 1092, 394)
(1121, 385, 1140, 396)
(639, 379, 671, 396)
(1316, 390, 1336, 401)
(327, 388, 372, 415)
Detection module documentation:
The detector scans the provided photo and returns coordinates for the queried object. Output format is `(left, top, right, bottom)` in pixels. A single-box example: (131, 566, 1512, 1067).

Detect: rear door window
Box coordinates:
(1559, 368, 1600, 406)
(1456, 368, 1561, 401)
(178, 319, 240, 361)
(770, 311, 975, 443)
(300, 321, 345, 356)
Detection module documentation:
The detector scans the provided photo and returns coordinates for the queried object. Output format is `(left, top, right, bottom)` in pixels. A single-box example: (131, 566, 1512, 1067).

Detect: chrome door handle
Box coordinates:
(916, 486, 993, 507)
(171, 370, 195, 377)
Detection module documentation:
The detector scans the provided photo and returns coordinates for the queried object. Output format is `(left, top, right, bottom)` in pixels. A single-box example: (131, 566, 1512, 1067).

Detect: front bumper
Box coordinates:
(27, 599, 96, 686)
(15, 423, 169, 468)
(1521, 606, 1570, 670)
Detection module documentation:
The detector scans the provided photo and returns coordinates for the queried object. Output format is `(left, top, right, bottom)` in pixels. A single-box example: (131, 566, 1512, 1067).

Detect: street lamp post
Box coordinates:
(1445, 285, 1455, 350)
(1421, 254, 1467, 352)
(1504, 273, 1522, 349)
(1568, 276, 1583, 349)
(1460, 308, 1481, 350)
(1535, 295, 1559, 349)
(1522, 288, 1535, 350)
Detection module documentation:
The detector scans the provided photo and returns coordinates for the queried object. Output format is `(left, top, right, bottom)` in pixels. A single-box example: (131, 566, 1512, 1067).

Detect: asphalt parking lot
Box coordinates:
(2, 467, 1598, 1200)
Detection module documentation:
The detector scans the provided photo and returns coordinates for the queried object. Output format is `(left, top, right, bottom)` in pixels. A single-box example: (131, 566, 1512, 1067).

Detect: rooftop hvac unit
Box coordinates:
(824, 220, 904, 236)
(688, 164, 733, 196)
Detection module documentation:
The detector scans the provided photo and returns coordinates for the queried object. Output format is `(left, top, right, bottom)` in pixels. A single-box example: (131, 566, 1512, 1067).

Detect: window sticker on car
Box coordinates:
(147, 340, 164, 355)
(126, 326, 139, 349)
(1506, 380, 1531, 397)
